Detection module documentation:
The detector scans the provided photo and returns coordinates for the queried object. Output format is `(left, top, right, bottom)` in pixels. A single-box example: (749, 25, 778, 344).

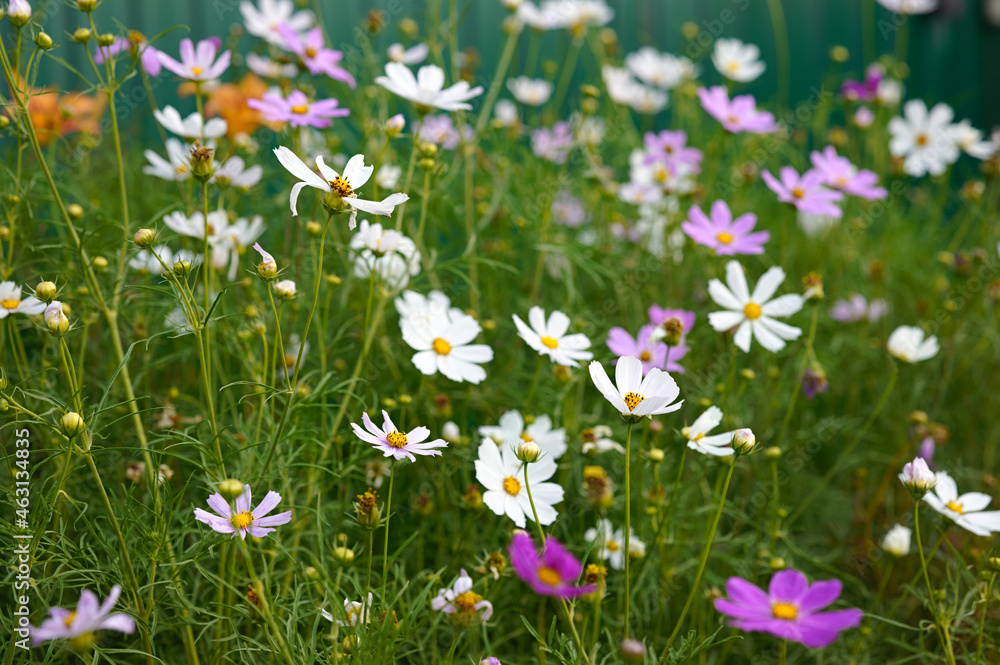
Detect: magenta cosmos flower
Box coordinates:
(509, 532, 595, 598)
(648, 305, 696, 338)
(95, 35, 162, 76)
(194, 485, 292, 540)
(809, 146, 887, 200)
(31, 585, 135, 646)
(248, 90, 349, 128)
(762, 167, 844, 218)
(698, 86, 778, 134)
(157, 37, 230, 82)
(840, 64, 883, 102)
(715, 569, 862, 648)
(278, 25, 356, 87)
(682, 200, 770, 255)
(643, 130, 703, 173)
(351, 410, 448, 462)
(607, 324, 689, 374)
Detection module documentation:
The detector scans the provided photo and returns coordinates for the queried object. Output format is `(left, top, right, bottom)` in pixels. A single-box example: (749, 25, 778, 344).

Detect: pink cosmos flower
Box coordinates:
(642, 130, 703, 173)
(157, 37, 230, 82)
(606, 324, 689, 374)
(351, 410, 448, 462)
(509, 532, 595, 598)
(532, 122, 574, 163)
(193, 484, 292, 540)
(809, 146, 887, 199)
(248, 90, 349, 128)
(30, 585, 135, 646)
(682, 200, 770, 255)
(698, 86, 778, 134)
(95, 36, 162, 76)
(830, 294, 887, 323)
(648, 305, 696, 337)
(840, 64, 883, 102)
(761, 167, 844, 217)
(417, 114, 472, 150)
(714, 569, 863, 648)
(277, 25, 356, 87)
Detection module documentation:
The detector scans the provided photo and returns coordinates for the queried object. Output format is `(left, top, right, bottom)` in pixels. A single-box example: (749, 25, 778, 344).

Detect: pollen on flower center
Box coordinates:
(432, 338, 452, 355)
(503, 476, 521, 495)
(726, 61, 739, 73)
(64, 611, 77, 627)
(329, 176, 354, 198)
(537, 566, 561, 586)
(639, 351, 651, 361)
(305, 47, 317, 58)
(622, 391, 645, 412)
(540, 335, 559, 348)
(743, 302, 762, 319)
(520, 433, 534, 443)
(717, 232, 734, 244)
(191, 67, 203, 76)
(915, 133, 928, 146)
(791, 186, 805, 198)
(230, 511, 254, 530)
(386, 431, 409, 448)
(291, 104, 309, 114)
(606, 539, 620, 552)
(1, 299, 20, 309)
(772, 602, 798, 620)
(453, 590, 483, 613)
(946, 500, 964, 514)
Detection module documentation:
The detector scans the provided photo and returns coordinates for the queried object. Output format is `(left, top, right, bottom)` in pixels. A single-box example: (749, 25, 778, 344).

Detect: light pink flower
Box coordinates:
(278, 25, 355, 87)
(682, 200, 770, 255)
(642, 130, 702, 173)
(248, 90, 349, 128)
(31, 586, 135, 646)
(157, 37, 230, 82)
(809, 146, 887, 199)
(193, 485, 292, 540)
(762, 167, 844, 217)
(698, 86, 778, 134)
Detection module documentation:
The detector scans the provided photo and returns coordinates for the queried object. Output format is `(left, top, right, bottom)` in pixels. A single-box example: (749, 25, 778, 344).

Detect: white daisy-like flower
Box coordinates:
(129, 246, 201, 275)
(478, 410, 567, 460)
(240, 0, 314, 45)
(246, 53, 299, 79)
(876, 0, 938, 13)
(887, 325, 939, 363)
(349, 220, 420, 289)
(512, 306, 593, 367)
(880, 524, 912, 557)
(212, 156, 263, 190)
(272, 147, 409, 228)
(949, 120, 995, 159)
(711, 39, 766, 83)
(625, 47, 692, 89)
(395, 290, 464, 335)
(143, 138, 193, 181)
(707, 260, 804, 353)
(375, 63, 484, 112)
(506, 76, 553, 106)
(494, 99, 520, 127)
(888, 100, 959, 177)
(682, 405, 737, 457)
(475, 438, 563, 528)
(154, 106, 227, 141)
(923, 471, 1000, 537)
(351, 410, 448, 463)
(588, 355, 682, 420)
(0, 282, 45, 319)
(375, 164, 402, 190)
(321, 593, 373, 626)
(387, 42, 429, 65)
(581, 425, 623, 454)
(430, 569, 493, 620)
(584, 518, 644, 570)
(402, 307, 493, 384)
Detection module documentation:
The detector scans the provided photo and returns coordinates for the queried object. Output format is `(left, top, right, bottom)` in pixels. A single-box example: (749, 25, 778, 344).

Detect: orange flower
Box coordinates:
(22, 86, 107, 147)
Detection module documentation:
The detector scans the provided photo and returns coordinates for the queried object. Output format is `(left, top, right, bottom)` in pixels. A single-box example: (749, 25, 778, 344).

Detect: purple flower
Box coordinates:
(762, 167, 844, 217)
(31, 585, 135, 646)
(278, 25, 355, 87)
(157, 37, 230, 82)
(648, 305, 696, 337)
(919, 436, 936, 468)
(642, 130, 703, 173)
(508, 532, 595, 598)
(830, 294, 887, 323)
(682, 200, 770, 255)
(840, 64, 883, 102)
(714, 569, 863, 648)
(417, 114, 472, 150)
(607, 324, 689, 375)
(248, 90, 349, 128)
(801, 367, 829, 399)
(532, 122, 574, 163)
(95, 36, 163, 77)
(193, 484, 292, 540)
(809, 146, 887, 200)
(551, 190, 588, 228)
(698, 86, 778, 134)
(351, 410, 448, 462)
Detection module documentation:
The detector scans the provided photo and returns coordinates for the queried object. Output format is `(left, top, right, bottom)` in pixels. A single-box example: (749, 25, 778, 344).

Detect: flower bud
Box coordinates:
(354, 488, 380, 529)
(45, 301, 69, 334)
(92, 256, 108, 271)
(6, 0, 31, 26)
(0, 369, 8, 391)
(516, 440, 541, 463)
(274, 279, 296, 299)
(829, 45, 849, 63)
(898, 457, 936, 498)
(173, 260, 191, 276)
(189, 142, 215, 181)
(305, 220, 322, 236)
(219, 478, 244, 499)
(765, 445, 782, 459)
(619, 639, 645, 663)
(0, 116, 9, 130)
(73, 28, 92, 44)
(439, 420, 460, 444)
(463, 484, 483, 509)
(908, 410, 928, 425)
(333, 546, 355, 564)
(740, 368, 756, 380)
(385, 113, 405, 137)
(133, 228, 156, 249)
(34, 32, 53, 50)
(67, 203, 84, 219)
(77, 0, 97, 10)
(60, 411, 85, 438)
(648, 447, 664, 463)
(987, 556, 1000, 573)
(731, 428, 756, 455)
(35, 280, 57, 302)
(253, 242, 278, 280)
(661, 317, 684, 345)
(880, 524, 912, 557)
(802, 271, 824, 301)
(97, 33, 115, 47)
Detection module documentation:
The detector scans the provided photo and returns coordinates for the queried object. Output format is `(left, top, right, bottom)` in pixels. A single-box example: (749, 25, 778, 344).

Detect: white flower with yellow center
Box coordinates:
(0, 282, 45, 319)
(588, 355, 681, 421)
(711, 39, 766, 83)
(923, 471, 1000, 537)
(512, 306, 593, 368)
(506, 76, 553, 106)
(320, 593, 373, 626)
(887, 325, 939, 363)
(707, 260, 804, 353)
(402, 307, 493, 384)
(625, 47, 692, 90)
(431, 569, 494, 622)
(683, 405, 737, 457)
(351, 410, 448, 462)
(387, 42, 429, 65)
(375, 62, 484, 113)
(475, 438, 563, 528)
(143, 138, 193, 182)
(154, 106, 228, 140)
(888, 100, 959, 177)
(583, 518, 644, 570)
(478, 410, 567, 460)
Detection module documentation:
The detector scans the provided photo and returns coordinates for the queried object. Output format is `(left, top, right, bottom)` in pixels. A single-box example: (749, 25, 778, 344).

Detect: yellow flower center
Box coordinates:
(520, 433, 534, 442)
(727, 115, 739, 125)
(386, 431, 408, 448)
(191, 66, 203, 76)
(230, 511, 254, 530)
(433, 338, 452, 355)
(176, 165, 188, 174)
(743, 302, 762, 320)
(727, 61, 740, 73)
(639, 351, 651, 362)
(791, 187, 805, 199)
(537, 566, 561, 586)
(772, 602, 798, 620)
(606, 539, 620, 552)
(291, 104, 309, 114)
(717, 232, 734, 244)
(329, 175, 354, 198)
(1, 299, 20, 309)
(622, 391, 645, 412)
(946, 500, 964, 514)
(503, 476, 521, 496)
(541, 336, 559, 348)
(453, 590, 483, 613)
(64, 611, 77, 627)
(305, 47, 317, 58)
(916, 133, 928, 146)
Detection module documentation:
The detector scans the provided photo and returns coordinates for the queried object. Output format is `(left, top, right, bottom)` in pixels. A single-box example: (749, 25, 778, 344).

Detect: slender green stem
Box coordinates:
(237, 538, 299, 665)
(623, 421, 634, 639)
(775, 307, 818, 449)
(975, 572, 996, 665)
(267, 285, 291, 387)
(914, 503, 957, 665)
(474, 26, 522, 135)
(366, 529, 374, 605)
(549, 40, 580, 116)
(766, 0, 790, 109)
(416, 169, 433, 264)
(380, 461, 396, 605)
(524, 462, 547, 545)
(778, 640, 787, 665)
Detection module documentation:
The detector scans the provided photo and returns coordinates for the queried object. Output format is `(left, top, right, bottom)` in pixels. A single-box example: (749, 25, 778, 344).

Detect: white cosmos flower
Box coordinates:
(625, 47, 692, 89)
(588, 355, 682, 420)
(246, 53, 298, 79)
(712, 39, 766, 83)
(923, 471, 1000, 537)
(321, 593, 373, 626)
(431, 569, 493, 620)
(212, 156, 263, 190)
(512, 306, 593, 367)
(0, 282, 45, 319)
(682, 405, 737, 457)
(880, 524, 912, 557)
(402, 307, 493, 384)
(143, 138, 192, 181)
(129, 246, 201, 275)
(898, 457, 937, 493)
(949, 120, 995, 159)
(272, 147, 409, 229)
(887, 325, 939, 363)
(707, 260, 804, 353)
(584, 519, 643, 570)
(387, 42, 429, 65)
(602, 65, 668, 114)
(494, 99, 520, 127)
(478, 410, 567, 460)
(888, 100, 959, 177)
(395, 290, 465, 335)
(349, 220, 420, 289)
(375, 63, 484, 112)
(475, 438, 563, 528)
(581, 425, 623, 454)
(241, 0, 313, 45)
(375, 164, 402, 190)
(274, 279, 296, 298)
(154, 106, 227, 140)
(876, 0, 938, 13)
(506, 76, 553, 106)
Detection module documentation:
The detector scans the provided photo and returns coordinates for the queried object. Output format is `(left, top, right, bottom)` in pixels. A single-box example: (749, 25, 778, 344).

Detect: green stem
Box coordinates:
(975, 573, 996, 665)
(549, 39, 580, 116)
(524, 357, 545, 410)
(766, 0, 790, 109)
(237, 538, 299, 665)
(380, 461, 396, 605)
(914, 503, 957, 665)
(623, 421, 634, 639)
(474, 26, 522, 135)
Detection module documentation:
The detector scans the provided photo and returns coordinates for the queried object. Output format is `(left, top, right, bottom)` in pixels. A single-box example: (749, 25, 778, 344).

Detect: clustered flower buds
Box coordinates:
(45, 301, 69, 334)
